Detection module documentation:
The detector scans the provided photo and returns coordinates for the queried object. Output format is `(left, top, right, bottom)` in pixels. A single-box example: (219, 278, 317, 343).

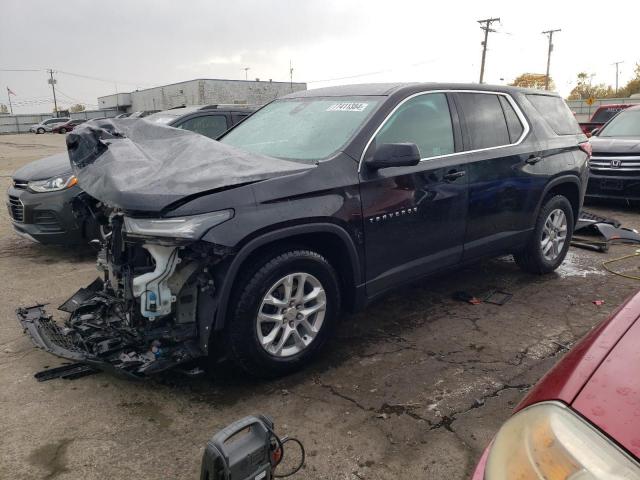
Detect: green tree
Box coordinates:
(617, 62, 640, 98)
(0, 104, 8, 114)
(567, 72, 614, 100)
(510, 73, 555, 91)
(69, 103, 86, 113)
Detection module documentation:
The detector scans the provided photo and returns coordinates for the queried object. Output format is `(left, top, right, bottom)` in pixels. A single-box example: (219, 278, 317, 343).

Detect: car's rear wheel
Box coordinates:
(514, 194, 574, 274)
(59, 127, 67, 134)
(226, 249, 340, 378)
(37, 127, 45, 134)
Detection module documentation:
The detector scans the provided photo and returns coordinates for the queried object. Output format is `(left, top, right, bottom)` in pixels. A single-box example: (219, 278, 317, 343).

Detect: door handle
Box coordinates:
(443, 170, 466, 182)
(525, 155, 543, 165)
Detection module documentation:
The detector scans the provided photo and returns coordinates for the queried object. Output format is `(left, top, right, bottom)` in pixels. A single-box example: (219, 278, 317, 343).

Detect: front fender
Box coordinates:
(210, 222, 363, 333)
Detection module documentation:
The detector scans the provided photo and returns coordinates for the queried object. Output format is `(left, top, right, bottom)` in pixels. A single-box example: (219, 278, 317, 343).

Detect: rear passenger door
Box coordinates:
(453, 92, 540, 259)
(176, 114, 230, 140)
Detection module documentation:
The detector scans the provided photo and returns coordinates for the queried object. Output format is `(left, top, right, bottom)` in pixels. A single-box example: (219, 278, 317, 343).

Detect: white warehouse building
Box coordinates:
(98, 78, 307, 113)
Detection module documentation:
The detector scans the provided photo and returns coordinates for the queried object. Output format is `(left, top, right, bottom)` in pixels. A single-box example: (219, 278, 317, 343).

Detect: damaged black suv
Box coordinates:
(18, 83, 589, 378)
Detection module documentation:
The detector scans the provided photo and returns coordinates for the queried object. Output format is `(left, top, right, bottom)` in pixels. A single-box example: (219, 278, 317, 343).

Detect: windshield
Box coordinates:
(220, 97, 382, 162)
(599, 109, 640, 137)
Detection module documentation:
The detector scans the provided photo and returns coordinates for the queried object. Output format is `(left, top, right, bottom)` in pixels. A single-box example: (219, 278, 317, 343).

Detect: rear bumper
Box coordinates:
(586, 173, 640, 201)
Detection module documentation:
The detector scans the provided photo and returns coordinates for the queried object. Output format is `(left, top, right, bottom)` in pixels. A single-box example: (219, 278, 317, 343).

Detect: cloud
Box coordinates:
(2, 0, 639, 113)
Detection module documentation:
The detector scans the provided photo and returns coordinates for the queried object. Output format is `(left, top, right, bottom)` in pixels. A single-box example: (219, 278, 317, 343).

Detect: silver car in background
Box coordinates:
(29, 117, 70, 134)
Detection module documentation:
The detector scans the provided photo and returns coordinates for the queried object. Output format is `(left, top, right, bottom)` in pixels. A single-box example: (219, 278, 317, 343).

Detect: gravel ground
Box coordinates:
(1, 133, 639, 480)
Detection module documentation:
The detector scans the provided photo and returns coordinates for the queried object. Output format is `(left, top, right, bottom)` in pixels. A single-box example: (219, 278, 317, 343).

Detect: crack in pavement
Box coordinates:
(428, 383, 532, 433)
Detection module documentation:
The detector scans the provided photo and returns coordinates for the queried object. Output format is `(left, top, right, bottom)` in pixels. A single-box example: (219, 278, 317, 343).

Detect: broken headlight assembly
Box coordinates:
(123, 209, 233, 239)
(484, 401, 640, 479)
(28, 173, 78, 193)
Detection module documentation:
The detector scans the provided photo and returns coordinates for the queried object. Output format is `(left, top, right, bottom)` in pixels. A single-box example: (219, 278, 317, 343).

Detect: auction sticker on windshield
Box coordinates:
(326, 102, 369, 112)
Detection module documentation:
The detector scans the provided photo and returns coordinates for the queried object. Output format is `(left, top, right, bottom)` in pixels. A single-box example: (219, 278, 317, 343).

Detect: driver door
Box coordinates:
(359, 92, 469, 297)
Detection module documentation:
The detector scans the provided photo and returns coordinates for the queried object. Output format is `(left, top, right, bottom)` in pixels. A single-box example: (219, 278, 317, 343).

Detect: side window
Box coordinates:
(526, 94, 582, 135)
(231, 113, 248, 126)
(178, 115, 229, 139)
(457, 93, 510, 149)
(374, 93, 454, 159)
(498, 96, 524, 143)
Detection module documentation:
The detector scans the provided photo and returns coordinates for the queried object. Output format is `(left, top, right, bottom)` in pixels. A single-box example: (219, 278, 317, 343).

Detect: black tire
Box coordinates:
(514, 195, 574, 274)
(59, 127, 67, 134)
(226, 249, 341, 378)
(37, 127, 45, 134)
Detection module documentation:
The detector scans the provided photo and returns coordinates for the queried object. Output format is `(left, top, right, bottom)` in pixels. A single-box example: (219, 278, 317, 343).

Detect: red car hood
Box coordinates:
(573, 316, 640, 458)
(517, 290, 640, 460)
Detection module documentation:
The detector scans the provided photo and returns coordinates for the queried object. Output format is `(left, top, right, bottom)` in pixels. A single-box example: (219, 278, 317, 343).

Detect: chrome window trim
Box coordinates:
(358, 89, 531, 172)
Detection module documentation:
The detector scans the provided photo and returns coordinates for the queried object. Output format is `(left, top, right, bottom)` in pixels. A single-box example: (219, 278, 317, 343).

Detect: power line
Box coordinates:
(307, 56, 442, 84)
(55, 88, 99, 107)
(477, 17, 500, 83)
(542, 29, 561, 90)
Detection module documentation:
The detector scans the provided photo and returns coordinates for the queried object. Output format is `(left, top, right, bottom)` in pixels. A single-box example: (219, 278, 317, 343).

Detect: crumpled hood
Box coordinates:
(66, 118, 312, 213)
(590, 136, 640, 154)
(12, 152, 71, 182)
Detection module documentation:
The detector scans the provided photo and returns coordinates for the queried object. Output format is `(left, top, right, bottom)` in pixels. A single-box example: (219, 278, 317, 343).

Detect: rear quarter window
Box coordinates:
(526, 94, 582, 135)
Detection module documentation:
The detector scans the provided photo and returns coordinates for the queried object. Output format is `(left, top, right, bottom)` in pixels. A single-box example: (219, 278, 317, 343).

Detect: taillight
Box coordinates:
(579, 142, 592, 158)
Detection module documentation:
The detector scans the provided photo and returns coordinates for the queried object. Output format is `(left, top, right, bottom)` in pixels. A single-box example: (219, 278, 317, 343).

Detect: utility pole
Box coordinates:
(613, 61, 624, 95)
(477, 17, 500, 84)
(6, 88, 13, 114)
(289, 60, 294, 91)
(47, 69, 59, 117)
(542, 29, 561, 90)
(244, 67, 250, 81)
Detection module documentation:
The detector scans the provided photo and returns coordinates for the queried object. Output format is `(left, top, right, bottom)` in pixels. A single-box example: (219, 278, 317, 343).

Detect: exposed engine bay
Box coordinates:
(17, 207, 225, 378)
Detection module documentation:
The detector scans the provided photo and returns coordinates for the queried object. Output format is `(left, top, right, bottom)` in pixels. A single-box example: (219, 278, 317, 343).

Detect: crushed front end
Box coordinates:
(16, 209, 231, 378)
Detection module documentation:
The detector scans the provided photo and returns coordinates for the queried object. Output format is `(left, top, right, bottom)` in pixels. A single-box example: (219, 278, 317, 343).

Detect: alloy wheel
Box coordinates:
(256, 272, 327, 357)
(541, 208, 567, 261)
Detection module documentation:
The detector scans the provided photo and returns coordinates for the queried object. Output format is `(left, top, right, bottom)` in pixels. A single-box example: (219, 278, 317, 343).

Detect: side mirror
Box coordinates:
(365, 143, 421, 170)
(590, 128, 600, 136)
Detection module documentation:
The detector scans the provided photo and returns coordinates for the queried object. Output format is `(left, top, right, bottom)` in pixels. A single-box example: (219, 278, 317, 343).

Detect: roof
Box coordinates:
(593, 103, 639, 109)
(282, 82, 557, 99)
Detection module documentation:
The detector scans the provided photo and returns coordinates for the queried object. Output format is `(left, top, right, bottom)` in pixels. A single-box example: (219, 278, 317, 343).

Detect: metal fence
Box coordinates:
(0, 110, 118, 134)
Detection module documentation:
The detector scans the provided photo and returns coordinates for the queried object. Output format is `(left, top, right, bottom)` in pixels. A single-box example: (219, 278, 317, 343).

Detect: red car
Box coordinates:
(50, 118, 86, 134)
(472, 291, 640, 479)
(579, 104, 634, 136)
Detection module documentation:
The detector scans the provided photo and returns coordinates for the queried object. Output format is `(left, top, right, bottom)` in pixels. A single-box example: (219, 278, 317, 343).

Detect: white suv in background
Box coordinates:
(29, 117, 70, 134)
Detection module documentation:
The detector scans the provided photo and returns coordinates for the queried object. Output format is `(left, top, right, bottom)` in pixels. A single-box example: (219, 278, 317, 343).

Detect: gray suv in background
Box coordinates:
(7, 105, 256, 245)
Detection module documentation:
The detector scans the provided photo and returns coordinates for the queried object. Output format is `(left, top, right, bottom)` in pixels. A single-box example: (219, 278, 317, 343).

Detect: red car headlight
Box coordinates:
(485, 401, 640, 479)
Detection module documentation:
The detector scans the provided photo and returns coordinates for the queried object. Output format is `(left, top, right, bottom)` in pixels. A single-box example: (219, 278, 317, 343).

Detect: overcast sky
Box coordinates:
(1, 0, 638, 114)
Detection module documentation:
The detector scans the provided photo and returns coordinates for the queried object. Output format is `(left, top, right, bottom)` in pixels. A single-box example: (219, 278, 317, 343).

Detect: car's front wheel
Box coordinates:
(514, 194, 574, 274)
(36, 127, 45, 134)
(226, 249, 340, 378)
(59, 127, 67, 134)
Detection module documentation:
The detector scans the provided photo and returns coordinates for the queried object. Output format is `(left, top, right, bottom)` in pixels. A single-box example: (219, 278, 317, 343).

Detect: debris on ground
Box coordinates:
(453, 291, 482, 304)
(453, 290, 512, 306)
(34, 363, 99, 382)
(482, 290, 513, 306)
(572, 210, 640, 252)
(593, 300, 606, 306)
